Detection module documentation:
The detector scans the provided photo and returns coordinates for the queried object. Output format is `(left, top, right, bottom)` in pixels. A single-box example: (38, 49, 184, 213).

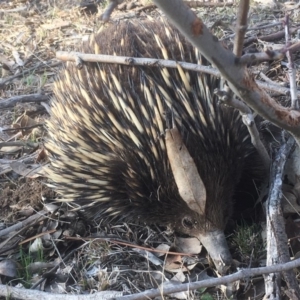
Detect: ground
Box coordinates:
(0, 0, 300, 299)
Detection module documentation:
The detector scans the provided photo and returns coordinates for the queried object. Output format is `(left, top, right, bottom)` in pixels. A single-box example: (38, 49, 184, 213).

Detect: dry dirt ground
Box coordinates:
(1, 0, 300, 299)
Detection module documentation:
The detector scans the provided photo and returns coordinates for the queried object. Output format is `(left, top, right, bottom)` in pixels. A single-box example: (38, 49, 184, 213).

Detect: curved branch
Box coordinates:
(152, 0, 300, 145)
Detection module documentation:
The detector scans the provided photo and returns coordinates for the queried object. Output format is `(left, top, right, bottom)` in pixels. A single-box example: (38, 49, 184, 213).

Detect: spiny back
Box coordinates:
(46, 18, 260, 237)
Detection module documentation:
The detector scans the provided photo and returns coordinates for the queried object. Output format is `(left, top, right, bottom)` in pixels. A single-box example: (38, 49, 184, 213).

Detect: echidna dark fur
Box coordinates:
(46, 18, 263, 273)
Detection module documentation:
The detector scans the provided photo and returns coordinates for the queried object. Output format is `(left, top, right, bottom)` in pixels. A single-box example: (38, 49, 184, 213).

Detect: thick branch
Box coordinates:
(265, 137, 299, 298)
(1, 259, 300, 299)
(152, 0, 300, 145)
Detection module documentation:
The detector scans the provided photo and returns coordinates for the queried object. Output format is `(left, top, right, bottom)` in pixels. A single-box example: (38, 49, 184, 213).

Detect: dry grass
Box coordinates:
(0, 0, 298, 298)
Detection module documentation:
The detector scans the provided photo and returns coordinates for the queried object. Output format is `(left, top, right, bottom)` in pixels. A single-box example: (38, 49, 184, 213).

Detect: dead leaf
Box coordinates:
(0, 259, 18, 278)
(154, 243, 170, 257)
(175, 236, 202, 254)
(10, 161, 43, 178)
(165, 127, 206, 215)
(12, 50, 24, 66)
(40, 21, 71, 30)
(14, 114, 39, 136)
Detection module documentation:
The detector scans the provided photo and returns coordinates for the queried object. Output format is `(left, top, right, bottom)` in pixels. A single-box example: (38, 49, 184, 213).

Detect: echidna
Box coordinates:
(46, 18, 262, 274)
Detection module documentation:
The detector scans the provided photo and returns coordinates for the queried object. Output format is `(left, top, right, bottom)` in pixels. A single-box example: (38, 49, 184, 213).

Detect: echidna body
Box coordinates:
(46, 19, 262, 273)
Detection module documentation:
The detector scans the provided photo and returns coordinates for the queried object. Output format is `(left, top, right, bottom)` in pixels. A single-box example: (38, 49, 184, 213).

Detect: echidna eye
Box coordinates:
(182, 217, 194, 229)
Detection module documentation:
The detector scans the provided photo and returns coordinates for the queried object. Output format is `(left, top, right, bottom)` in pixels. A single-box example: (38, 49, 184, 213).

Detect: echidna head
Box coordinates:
(165, 127, 232, 274)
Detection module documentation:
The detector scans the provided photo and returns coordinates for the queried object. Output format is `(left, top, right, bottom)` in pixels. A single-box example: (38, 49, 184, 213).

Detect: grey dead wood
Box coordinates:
(0, 94, 50, 109)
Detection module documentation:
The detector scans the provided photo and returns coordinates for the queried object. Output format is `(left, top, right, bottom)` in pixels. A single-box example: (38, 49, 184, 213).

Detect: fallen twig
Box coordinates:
(0, 61, 62, 89)
(56, 51, 295, 96)
(0, 94, 50, 109)
(0, 211, 48, 238)
(1, 258, 300, 299)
